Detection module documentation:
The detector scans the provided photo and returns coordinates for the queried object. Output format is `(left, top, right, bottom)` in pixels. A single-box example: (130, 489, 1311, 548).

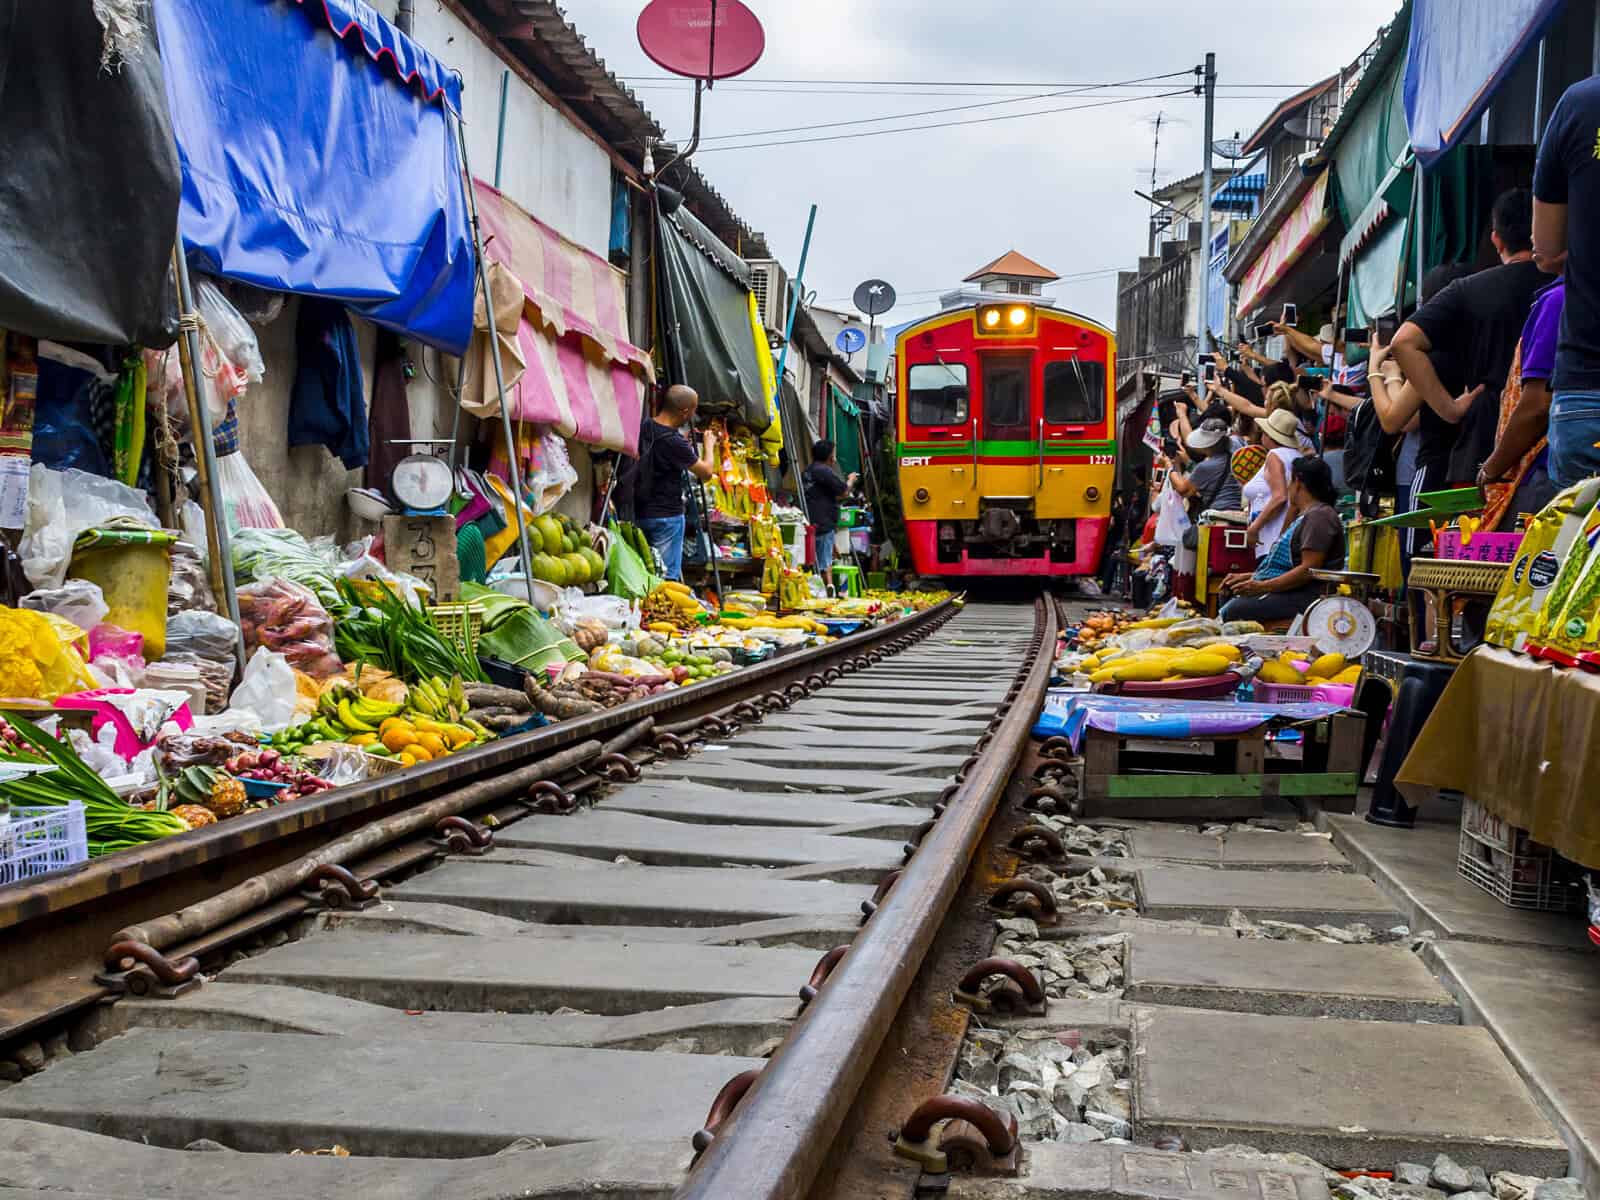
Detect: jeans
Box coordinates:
(637, 515, 686, 581)
(1548, 391, 1600, 487)
(814, 527, 836, 579)
(1219, 585, 1320, 625)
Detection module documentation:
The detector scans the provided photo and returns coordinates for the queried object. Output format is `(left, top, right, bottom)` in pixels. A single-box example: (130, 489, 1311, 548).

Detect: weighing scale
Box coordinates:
(388, 439, 457, 517)
(1297, 570, 1381, 658)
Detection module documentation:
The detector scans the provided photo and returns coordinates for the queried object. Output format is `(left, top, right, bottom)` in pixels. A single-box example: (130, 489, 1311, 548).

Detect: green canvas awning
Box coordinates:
(1343, 158, 1415, 328)
(829, 383, 862, 479)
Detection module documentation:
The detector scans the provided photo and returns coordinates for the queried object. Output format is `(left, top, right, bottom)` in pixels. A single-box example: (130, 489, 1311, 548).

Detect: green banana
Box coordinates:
(338, 698, 376, 734)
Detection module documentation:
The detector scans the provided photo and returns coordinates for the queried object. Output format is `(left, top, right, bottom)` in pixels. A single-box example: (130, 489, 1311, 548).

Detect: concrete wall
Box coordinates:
(233, 5, 621, 545)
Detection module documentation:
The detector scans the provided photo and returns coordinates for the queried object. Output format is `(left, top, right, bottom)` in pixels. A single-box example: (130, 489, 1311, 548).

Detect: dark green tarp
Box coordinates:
(654, 202, 770, 432)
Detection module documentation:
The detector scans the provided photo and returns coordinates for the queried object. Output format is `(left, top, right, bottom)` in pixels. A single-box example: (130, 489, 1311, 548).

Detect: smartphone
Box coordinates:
(1180, 370, 1193, 387)
(1254, 322, 1275, 341)
(1296, 373, 1322, 392)
(1281, 303, 1298, 326)
(1375, 315, 1399, 343)
(1202, 362, 1218, 383)
(1343, 326, 1369, 346)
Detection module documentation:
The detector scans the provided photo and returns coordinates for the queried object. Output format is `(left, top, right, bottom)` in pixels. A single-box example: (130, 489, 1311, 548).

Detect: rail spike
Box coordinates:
(97, 940, 202, 999)
(798, 945, 848, 1007)
(952, 956, 1047, 1016)
(894, 1094, 1021, 1175)
(987, 877, 1059, 925)
(302, 863, 380, 910)
(690, 1068, 762, 1156)
(434, 815, 495, 855)
(597, 752, 642, 781)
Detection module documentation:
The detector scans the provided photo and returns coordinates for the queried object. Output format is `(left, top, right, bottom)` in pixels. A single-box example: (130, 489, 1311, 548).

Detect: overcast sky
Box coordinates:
(572, 1, 1400, 330)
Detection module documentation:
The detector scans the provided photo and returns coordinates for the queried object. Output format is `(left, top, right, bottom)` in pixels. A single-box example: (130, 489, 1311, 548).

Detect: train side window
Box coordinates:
(907, 363, 969, 425)
(1044, 360, 1106, 424)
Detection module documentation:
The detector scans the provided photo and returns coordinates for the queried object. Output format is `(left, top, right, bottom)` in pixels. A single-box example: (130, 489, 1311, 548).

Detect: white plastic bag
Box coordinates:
(20, 580, 109, 633)
(19, 464, 159, 588)
(1152, 480, 1191, 551)
(194, 278, 264, 389)
(166, 610, 240, 660)
(558, 590, 638, 630)
(524, 428, 580, 515)
(215, 451, 284, 531)
(224, 647, 297, 734)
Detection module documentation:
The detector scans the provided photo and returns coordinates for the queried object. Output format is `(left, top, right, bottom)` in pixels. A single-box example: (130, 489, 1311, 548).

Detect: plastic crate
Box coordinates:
(429, 602, 486, 653)
(1457, 797, 1584, 911)
(0, 802, 88, 884)
(1252, 680, 1357, 706)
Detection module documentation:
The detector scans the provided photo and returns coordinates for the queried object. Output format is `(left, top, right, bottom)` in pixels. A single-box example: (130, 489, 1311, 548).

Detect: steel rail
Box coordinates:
(677, 595, 1056, 1200)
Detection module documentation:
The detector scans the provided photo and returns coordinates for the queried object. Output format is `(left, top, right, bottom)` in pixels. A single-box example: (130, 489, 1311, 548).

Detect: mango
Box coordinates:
(1333, 665, 1362, 684)
(1258, 660, 1306, 685)
(1172, 653, 1232, 677)
(1309, 652, 1347, 679)
(1197, 642, 1242, 663)
(1112, 660, 1171, 682)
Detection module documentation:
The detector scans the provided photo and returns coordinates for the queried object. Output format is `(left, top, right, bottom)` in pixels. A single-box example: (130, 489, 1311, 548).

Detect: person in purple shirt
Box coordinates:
(1478, 279, 1565, 528)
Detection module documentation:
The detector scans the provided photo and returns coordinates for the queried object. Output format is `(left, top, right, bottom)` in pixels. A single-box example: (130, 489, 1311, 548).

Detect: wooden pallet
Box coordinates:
(1080, 711, 1364, 820)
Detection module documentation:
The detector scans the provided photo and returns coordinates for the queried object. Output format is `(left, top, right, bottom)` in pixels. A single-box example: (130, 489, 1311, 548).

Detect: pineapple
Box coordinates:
(170, 804, 217, 830)
(174, 766, 248, 820)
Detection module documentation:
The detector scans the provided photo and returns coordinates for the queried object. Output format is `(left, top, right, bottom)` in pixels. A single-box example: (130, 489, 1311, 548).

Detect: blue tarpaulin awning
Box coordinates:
(1403, 0, 1563, 167)
(1213, 172, 1266, 213)
(155, 0, 476, 353)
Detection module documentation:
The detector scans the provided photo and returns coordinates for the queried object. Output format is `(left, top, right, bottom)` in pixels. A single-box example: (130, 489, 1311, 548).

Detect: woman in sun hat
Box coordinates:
(1240, 408, 1308, 560)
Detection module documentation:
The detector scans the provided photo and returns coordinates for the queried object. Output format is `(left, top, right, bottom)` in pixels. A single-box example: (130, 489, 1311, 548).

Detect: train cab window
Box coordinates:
(1044, 359, 1106, 424)
(982, 357, 1031, 440)
(907, 363, 969, 425)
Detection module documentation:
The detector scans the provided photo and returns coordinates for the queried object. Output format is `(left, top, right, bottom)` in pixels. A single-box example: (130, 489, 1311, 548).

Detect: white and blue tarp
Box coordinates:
(1403, 0, 1563, 168)
(155, 0, 476, 353)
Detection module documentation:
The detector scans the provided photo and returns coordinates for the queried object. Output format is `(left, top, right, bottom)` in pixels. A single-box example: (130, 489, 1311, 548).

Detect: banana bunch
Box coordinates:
(643, 581, 704, 630)
(318, 685, 406, 736)
(406, 675, 468, 723)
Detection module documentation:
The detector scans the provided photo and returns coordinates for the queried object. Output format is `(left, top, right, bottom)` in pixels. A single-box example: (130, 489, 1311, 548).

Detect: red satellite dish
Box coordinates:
(637, 0, 765, 81)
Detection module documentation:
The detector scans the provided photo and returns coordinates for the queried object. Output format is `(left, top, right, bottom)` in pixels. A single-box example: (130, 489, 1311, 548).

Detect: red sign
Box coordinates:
(637, 0, 765, 80)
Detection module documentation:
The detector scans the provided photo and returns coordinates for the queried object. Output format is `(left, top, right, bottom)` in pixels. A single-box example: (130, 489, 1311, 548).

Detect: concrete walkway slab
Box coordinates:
(0, 1119, 690, 1199)
(1137, 866, 1399, 926)
(0, 1030, 763, 1157)
(695, 744, 967, 775)
(111, 982, 794, 1055)
(781, 700, 990, 724)
(494, 808, 903, 868)
(1133, 1007, 1568, 1175)
(1429, 940, 1600, 1190)
(647, 759, 947, 798)
(729, 728, 975, 753)
(1124, 928, 1457, 1021)
(598, 785, 923, 834)
(390, 861, 875, 926)
(1127, 829, 1348, 870)
(1324, 815, 1592, 950)
(220, 931, 818, 1014)
(946, 1142, 1330, 1200)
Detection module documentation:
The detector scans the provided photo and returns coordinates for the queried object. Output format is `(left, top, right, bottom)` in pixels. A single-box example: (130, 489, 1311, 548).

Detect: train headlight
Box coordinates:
(1007, 306, 1028, 327)
(977, 303, 1034, 335)
(913, 487, 930, 503)
(1085, 486, 1101, 501)
(982, 309, 1001, 329)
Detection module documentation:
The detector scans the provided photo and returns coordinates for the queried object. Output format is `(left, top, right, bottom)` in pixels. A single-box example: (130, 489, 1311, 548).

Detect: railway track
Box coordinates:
(0, 596, 1055, 1198)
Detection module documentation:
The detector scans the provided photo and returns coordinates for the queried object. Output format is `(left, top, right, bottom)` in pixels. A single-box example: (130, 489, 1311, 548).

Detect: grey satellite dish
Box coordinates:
(1212, 137, 1248, 159)
(853, 279, 897, 317)
(1283, 117, 1315, 139)
(835, 327, 867, 355)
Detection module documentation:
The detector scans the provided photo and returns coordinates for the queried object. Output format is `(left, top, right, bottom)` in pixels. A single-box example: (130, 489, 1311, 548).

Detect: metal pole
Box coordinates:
(1533, 37, 1548, 142)
(170, 244, 246, 666)
(1196, 51, 1217, 375)
(493, 70, 510, 189)
(452, 110, 536, 581)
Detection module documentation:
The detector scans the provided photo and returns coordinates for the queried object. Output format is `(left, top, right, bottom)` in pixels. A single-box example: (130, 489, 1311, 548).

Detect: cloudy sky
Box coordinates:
(571, 0, 1400, 329)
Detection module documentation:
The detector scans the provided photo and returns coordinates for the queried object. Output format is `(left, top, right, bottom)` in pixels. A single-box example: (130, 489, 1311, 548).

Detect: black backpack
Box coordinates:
(1342, 399, 1397, 499)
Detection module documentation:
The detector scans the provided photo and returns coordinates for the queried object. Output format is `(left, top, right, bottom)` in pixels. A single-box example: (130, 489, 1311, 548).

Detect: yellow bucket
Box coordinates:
(68, 528, 177, 659)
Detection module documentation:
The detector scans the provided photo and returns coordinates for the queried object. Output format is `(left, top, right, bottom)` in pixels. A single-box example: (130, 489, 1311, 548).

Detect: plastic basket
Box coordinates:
(0, 802, 89, 885)
(429, 603, 487, 653)
(1251, 680, 1357, 706)
(1457, 797, 1583, 911)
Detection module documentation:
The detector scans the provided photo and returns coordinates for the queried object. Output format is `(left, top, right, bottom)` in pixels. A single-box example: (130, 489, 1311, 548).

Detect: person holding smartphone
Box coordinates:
(1477, 276, 1566, 528)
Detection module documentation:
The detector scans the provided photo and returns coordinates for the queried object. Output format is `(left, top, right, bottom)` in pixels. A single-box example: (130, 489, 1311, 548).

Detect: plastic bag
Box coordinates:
(559, 591, 638, 631)
(194, 277, 264, 391)
(302, 741, 373, 787)
(166, 610, 240, 661)
(18, 465, 158, 589)
(1152, 481, 1191, 551)
(605, 525, 656, 601)
(162, 652, 235, 714)
(524, 428, 580, 515)
(215, 450, 285, 532)
(20, 579, 108, 633)
(0, 607, 98, 700)
(231, 527, 339, 605)
(224, 647, 297, 733)
(237, 578, 343, 679)
(168, 541, 217, 615)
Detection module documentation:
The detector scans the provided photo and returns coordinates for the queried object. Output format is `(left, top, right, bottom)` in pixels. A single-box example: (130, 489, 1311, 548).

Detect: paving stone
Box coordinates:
(646, 759, 948, 798)
(110, 983, 793, 1054)
(696, 744, 969, 775)
(1137, 867, 1399, 926)
(945, 1141, 1332, 1200)
(1124, 929, 1458, 1021)
(0, 1030, 762, 1157)
(730, 728, 976, 753)
(1127, 829, 1349, 870)
(219, 931, 819, 1014)
(389, 861, 875, 926)
(0, 1117, 688, 1198)
(1133, 1007, 1569, 1176)
(493, 808, 903, 869)
(597, 786, 924, 833)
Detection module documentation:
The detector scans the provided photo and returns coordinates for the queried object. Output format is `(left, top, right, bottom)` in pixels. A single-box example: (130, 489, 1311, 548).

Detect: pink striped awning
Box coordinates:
(1235, 170, 1331, 319)
(472, 181, 653, 454)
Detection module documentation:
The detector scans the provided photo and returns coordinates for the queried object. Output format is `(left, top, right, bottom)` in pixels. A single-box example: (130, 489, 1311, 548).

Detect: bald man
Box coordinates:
(635, 384, 716, 581)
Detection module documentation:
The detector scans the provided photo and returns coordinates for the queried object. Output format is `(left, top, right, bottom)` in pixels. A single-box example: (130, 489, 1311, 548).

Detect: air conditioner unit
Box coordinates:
(748, 259, 791, 335)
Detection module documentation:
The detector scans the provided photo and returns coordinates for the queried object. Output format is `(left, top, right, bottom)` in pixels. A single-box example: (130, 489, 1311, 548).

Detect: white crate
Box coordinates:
(1457, 797, 1583, 912)
(0, 802, 89, 885)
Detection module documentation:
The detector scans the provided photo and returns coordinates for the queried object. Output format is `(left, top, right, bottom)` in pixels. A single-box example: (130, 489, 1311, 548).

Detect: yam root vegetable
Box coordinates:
(527, 687, 605, 719)
(462, 684, 533, 712)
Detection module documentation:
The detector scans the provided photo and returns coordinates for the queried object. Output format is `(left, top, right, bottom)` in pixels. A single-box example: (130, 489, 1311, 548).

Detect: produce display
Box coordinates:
(523, 512, 607, 588)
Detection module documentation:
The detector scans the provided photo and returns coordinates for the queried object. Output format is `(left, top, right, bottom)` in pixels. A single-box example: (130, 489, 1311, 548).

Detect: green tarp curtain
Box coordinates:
(1331, 50, 1411, 233)
(830, 383, 862, 480)
(1348, 217, 1411, 328)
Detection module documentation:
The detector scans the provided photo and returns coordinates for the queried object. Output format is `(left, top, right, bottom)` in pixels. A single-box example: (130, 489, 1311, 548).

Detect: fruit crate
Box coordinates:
(0, 802, 88, 885)
(1457, 796, 1584, 912)
(429, 602, 487, 653)
(1251, 680, 1358, 706)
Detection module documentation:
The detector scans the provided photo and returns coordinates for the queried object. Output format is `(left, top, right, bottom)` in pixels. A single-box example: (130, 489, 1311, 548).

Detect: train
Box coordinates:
(894, 296, 1117, 579)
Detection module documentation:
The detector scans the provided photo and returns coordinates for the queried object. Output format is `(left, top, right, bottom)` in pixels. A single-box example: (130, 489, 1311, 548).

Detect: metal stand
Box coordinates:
(449, 109, 536, 581)
(170, 242, 247, 667)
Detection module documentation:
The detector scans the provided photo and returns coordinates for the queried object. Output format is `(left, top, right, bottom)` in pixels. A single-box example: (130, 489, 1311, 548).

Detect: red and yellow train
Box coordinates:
(895, 299, 1116, 578)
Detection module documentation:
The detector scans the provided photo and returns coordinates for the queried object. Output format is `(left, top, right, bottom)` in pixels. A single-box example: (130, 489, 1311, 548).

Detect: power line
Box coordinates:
(697, 88, 1196, 154)
(699, 69, 1195, 143)
(818, 269, 1127, 305)
(620, 73, 1307, 90)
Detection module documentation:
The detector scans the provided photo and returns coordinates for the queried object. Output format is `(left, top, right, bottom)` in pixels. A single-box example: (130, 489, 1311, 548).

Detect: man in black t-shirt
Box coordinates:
(802, 439, 857, 580)
(1391, 189, 1547, 484)
(1534, 76, 1600, 486)
(634, 385, 715, 581)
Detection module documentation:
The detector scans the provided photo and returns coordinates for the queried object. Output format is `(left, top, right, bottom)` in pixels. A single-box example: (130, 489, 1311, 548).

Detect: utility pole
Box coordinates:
(1196, 52, 1217, 379)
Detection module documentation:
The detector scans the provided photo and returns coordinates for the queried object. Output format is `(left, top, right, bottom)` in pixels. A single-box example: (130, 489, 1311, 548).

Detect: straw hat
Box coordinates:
(1256, 408, 1301, 449)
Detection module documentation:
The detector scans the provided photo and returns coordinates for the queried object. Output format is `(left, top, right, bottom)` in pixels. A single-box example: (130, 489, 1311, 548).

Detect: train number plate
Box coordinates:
(1088, 454, 1114, 465)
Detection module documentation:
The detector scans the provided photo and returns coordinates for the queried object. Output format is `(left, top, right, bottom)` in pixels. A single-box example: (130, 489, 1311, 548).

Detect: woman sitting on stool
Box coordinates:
(1219, 456, 1345, 624)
